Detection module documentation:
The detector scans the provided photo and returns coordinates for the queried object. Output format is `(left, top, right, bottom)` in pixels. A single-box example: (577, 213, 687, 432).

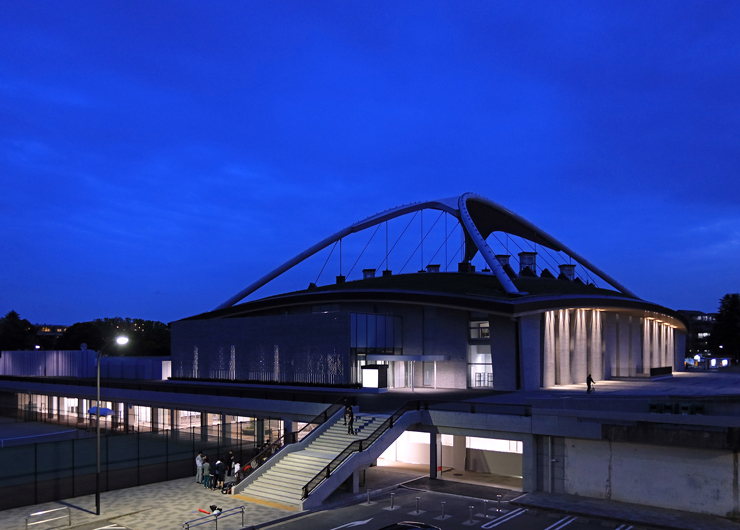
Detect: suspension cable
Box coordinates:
(375, 212, 418, 273)
(446, 239, 465, 271)
(347, 224, 381, 279)
(315, 240, 338, 285)
(427, 219, 460, 267)
(399, 211, 444, 274)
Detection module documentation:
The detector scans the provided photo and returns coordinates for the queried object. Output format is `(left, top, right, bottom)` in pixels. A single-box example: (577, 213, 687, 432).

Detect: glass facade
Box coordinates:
(468, 344, 492, 387)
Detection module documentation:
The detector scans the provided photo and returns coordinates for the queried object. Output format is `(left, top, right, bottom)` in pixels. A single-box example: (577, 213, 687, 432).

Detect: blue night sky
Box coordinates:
(1, 1, 739, 325)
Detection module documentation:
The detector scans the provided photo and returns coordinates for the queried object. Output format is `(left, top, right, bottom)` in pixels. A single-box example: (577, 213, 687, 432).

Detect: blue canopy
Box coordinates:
(87, 406, 115, 416)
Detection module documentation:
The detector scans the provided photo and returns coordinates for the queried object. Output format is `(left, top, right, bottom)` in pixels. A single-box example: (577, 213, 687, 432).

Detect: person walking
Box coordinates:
(343, 403, 351, 426)
(195, 450, 203, 484)
(346, 406, 354, 435)
(202, 457, 211, 489)
(587, 373, 595, 394)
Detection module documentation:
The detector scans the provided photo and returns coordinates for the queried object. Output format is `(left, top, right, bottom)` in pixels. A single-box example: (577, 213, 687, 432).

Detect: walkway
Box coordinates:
(0, 474, 286, 530)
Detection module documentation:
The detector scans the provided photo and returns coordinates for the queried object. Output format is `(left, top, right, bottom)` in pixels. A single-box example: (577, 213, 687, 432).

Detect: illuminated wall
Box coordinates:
(543, 309, 679, 386)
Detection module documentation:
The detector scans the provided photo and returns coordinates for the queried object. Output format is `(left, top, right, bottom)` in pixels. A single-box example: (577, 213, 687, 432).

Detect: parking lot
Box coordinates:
(263, 489, 652, 530)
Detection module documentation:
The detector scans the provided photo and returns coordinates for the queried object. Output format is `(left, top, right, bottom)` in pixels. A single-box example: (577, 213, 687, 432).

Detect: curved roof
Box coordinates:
(215, 192, 637, 310)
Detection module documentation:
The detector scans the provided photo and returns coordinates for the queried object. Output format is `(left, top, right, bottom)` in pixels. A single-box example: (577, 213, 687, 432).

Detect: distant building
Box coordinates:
(35, 324, 68, 337)
(676, 310, 716, 356)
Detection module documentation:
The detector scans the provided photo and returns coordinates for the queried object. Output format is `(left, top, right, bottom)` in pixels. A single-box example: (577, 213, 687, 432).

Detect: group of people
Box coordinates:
(195, 450, 243, 490)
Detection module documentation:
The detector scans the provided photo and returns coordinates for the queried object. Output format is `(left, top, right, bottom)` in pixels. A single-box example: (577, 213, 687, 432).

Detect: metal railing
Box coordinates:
(300, 398, 532, 499)
(302, 400, 423, 499)
(25, 506, 71, 529)
(245, 397, 346, 474)
(182, 506, 244, 530)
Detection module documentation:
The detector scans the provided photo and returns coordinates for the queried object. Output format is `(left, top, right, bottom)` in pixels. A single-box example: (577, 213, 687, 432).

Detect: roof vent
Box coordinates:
(495, 254, 510, 266)
(558, 264, 576, 281)
(382, 269, 392, 277)
(458, 262, 475, 273)
(362, 269, 376, 279)
(518, 252, 537, 275)
(336, 275, 345, 284)
(426, 264, 440, 273)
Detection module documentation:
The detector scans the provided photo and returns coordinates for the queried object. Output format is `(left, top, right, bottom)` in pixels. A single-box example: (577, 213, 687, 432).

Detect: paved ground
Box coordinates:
(263, 488, 663, 530)
(0, 474, 286, 530)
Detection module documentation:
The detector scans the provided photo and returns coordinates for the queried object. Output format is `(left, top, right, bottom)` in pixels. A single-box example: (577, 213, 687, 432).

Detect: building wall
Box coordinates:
(563, 437, 737, 517)
(171, 312, 352, 385)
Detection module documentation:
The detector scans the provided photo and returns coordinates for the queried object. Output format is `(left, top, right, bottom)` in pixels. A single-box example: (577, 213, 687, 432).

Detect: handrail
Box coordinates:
(26, 506, 71, 529)
(300, 398, 532, 499)
(182, 505, 244, 530)
(302, 400, 424, 499)
(247, 397, 347, 473)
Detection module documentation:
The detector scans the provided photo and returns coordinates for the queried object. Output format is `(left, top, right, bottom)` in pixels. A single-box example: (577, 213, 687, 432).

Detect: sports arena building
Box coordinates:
(172, 193, 687, 391)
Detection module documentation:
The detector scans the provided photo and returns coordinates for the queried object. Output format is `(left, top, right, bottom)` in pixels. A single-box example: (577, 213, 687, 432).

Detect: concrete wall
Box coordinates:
(490, 315, 518, 391)
(518, 314, 542, 392)
(467, 449, 522, 477)
(563, 437, 738, 517)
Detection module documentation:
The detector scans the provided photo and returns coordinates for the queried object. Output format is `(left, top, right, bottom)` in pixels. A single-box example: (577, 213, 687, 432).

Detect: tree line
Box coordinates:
(0, 311, 170, 357)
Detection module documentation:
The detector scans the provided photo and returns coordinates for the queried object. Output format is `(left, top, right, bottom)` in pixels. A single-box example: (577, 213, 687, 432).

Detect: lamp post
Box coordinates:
(96, 336, 128, 516)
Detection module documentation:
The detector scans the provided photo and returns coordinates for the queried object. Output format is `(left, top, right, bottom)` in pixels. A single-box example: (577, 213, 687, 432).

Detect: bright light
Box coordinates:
(694, 355, 701, 361)
(722, 359, 729, 367)
(115, 336, 129, 345)
(35, 345, 41, 350)
(711, 359, 717, 367)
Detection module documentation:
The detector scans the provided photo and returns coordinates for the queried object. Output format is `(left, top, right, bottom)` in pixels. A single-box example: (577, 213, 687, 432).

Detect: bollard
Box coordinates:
(483, 500, 489, 518)
(415, 497, 420, 514)
(390, 493, 395, 510)
(367, 489, 371, 505)
(441, 501, 445, 518)
(497, 494, 502, 512)
(469, 505, 474, 524)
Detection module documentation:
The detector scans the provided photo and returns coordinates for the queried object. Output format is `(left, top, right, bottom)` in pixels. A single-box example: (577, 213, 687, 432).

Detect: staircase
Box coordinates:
(238, 414, 387, 508)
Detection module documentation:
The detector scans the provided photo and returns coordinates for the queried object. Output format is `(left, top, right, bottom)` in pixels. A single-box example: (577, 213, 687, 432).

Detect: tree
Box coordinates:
(0, 310, 37, 350)
(712, 293, 740, 361)
(55, 321, 105, 351)
(54, 317, 170, 356)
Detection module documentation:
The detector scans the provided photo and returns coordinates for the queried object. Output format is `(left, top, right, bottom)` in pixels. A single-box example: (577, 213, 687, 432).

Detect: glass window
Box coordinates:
(466, 437, 522, 454)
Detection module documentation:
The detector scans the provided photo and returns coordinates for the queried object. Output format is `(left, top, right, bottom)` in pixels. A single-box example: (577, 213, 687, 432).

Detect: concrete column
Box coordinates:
(200, 411, 209, 443)
(256, 419, 265, 446)
(543, 312, 556, 388)
(221, 414, 228, 444)
(675, 330, 687, 372)
(429, 432, 441, 479)
(350, 469, 361, 493)
(590, 311, 603, 380)
(520, 313, 542, 391)
(573, 310, 588, 384)
(452, 435, 466, 471)
(557, 310, 571, 384)
(491, 315, 518, 390)
(151, 407, 159, 433)
(283, 420, 294, 444)
(521, 434, 537, 492)
(603, 312, 617, 380)
(617, 314, 631, 377)
(171, 409, 179, 431)
(631, 318, 643, 375)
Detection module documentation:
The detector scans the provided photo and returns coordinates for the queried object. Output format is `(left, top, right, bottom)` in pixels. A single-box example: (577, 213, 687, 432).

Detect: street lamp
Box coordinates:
(96, 336, 128, 516)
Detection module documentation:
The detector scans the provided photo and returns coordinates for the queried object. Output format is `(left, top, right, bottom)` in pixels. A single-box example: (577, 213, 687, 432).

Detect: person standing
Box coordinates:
(215, 459, 225, 489)
(195, 450, 203, 484)
(226, 450, 235, 477)
(202, 457, 211, 489)
(587, 374, 595, 394)
(346, 406, 354, 435)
